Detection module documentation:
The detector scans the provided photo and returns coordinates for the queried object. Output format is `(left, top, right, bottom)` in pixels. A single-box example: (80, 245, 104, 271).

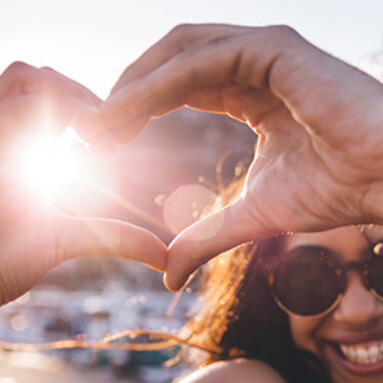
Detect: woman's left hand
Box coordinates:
(101, 24, 383, 291)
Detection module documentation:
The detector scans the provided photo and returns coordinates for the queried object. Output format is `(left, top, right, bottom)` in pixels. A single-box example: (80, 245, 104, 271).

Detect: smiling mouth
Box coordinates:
(337, 342, 383, 365)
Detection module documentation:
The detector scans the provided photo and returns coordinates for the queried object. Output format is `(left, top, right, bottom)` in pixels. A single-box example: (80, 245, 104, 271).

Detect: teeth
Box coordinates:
(340, 343, 383, 365)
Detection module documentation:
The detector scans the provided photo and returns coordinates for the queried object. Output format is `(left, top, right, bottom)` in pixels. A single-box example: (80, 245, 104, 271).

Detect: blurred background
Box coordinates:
(0, 1, 382, 382)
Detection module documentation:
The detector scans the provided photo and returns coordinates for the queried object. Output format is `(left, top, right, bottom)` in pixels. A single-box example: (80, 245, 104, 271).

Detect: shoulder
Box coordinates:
(177, 358, 287, 383)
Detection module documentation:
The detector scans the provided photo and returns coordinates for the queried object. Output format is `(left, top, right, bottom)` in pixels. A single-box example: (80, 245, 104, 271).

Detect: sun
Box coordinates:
(22, 128, 85, 197)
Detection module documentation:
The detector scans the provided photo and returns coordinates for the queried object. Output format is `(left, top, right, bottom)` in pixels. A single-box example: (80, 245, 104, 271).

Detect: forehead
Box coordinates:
(284, 225, 383, 261)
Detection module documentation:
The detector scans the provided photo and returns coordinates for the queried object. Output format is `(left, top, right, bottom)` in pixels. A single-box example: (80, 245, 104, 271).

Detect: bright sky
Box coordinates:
(0, 0, 382, 98)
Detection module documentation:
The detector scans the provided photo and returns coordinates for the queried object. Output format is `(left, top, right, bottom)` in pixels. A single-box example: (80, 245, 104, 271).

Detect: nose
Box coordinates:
(332, 271, 383, 325)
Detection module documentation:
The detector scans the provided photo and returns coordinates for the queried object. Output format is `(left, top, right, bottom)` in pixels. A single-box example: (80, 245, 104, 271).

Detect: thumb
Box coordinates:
(165, 199, 263, 291)
(55, 215, 168, 272)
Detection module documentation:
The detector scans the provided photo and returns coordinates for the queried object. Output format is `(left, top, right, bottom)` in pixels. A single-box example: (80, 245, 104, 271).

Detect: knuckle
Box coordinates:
(40, 66, 55, 72)
(169, 23, 194, 38)
(273, 24, 298, 35)
(261, 24, 301, 42)
(3, 61, 32, 77)
(0, 61, 39, 95)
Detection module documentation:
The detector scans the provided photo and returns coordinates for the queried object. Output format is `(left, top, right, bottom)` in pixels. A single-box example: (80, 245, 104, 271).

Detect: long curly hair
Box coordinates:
(180, 233, 331, 383)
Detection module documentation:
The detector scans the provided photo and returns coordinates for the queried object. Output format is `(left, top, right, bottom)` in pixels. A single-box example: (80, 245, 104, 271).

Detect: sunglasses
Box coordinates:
(261, 241, 383, 318)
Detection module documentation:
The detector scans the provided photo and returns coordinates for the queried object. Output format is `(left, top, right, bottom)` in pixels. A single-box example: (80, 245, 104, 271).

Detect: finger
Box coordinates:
(110, 23, 249, 96)
(102, 37, 244, 143)
(37, 67, 117, 147)
(164, 199, 267, 291)
(56, 215, 168, 272)
(40, 66, 102, 106)
(0, 93, 103, 146)
(102, 29, 287, 143)
(0, 63, 116, 147)
(0, 62, 101, 106)
(104, 37, 243, 114)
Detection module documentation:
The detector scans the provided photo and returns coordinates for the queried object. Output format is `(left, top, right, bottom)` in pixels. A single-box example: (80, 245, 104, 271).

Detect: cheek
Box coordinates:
(289, 316, 323, 356)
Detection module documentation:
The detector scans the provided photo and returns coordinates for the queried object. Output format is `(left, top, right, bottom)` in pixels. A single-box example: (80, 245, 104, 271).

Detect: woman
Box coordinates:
(176, 224, 383, 383)
(1, 22, 383, 382)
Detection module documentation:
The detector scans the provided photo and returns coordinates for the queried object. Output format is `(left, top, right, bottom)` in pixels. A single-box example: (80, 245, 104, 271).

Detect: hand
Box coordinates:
(0, 62, 167, 305)
(102, 24, 383, 290)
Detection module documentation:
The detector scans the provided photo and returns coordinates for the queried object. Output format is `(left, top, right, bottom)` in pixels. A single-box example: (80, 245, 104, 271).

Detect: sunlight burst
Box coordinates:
(23, 129, 84, 197)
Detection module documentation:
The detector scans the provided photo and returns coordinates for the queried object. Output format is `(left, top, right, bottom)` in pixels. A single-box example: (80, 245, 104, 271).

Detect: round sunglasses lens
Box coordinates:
(368, 256, 383, 298)
(274, 253, 342, 316)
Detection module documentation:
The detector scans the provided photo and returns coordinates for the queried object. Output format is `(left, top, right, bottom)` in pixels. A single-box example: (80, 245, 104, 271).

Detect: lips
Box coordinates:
(339, 342, 383, 365)
(325, 337, 383, 376)
(320, 327, 383, 377)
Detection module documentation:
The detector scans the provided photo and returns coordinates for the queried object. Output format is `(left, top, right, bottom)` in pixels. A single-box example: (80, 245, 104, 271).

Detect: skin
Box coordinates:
(286, 225, 383, 383)
(0, 62, 167, 305)
(102, 23, 383, 291)
(177, 358, 286, 383)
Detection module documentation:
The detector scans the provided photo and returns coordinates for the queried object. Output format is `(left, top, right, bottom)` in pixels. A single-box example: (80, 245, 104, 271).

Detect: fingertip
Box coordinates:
(164, 228, 213, 293)
(145, 235, 169, 273)
(71, 106, 118, 150)
(101, 87, 152, 145)
(119, 224, 169, 272)
(163, 273, 173, 291)
(163, 273, 185, 292)
(58, 216, 169, 273)
(164, 203, 258, 292)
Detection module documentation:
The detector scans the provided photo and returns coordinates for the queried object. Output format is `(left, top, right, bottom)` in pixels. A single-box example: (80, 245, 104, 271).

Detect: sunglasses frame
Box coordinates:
(259, 243, 383, 319)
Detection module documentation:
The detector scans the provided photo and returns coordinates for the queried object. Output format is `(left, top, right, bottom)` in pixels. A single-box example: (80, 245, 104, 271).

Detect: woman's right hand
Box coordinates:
(0, 62, 167, 305)
(102, 24, 383, 290)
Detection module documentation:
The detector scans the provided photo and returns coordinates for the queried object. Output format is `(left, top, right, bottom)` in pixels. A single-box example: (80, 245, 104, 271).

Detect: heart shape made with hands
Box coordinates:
(3, 22, 383, 303)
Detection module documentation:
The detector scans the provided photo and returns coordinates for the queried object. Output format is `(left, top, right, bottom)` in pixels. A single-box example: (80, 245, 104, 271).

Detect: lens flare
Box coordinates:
(163, 184, 224, 239)
(13, 128, 164, 231)
(22, 129, 84, 197)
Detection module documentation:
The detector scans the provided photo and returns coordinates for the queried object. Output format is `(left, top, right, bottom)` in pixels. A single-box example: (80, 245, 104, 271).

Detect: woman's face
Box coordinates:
(286, 225, 383, 383)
